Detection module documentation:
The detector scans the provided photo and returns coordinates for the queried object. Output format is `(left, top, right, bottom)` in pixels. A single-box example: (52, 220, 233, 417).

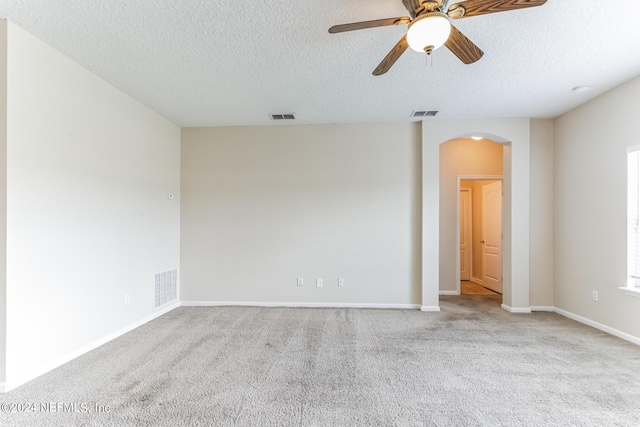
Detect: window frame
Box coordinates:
(621, 145, 640, 297)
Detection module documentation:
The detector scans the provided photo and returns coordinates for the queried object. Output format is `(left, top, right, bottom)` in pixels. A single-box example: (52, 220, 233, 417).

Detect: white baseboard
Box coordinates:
(0, 382, 5, 394)
(501, 304, 532, 314)
(530, 306, 555, 312)
(471, 277, 483, 285)
(421, 306, 441, 312)
(439, 290, 459, 296)
(2, 301, 180, 393)
(553, 307, 640, 346)
(509, 305, 640, 345)
(181, 301, 421, 310)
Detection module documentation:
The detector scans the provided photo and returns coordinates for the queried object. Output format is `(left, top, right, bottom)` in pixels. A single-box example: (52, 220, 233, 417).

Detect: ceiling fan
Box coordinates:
(329, 0, 548, 75)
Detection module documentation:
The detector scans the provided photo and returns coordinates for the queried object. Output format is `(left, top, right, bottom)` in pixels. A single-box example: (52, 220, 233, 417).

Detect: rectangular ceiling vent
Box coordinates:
(154, 268, 178, 310)
(269, 113, 295, 120)
(411, 110, 438, 118)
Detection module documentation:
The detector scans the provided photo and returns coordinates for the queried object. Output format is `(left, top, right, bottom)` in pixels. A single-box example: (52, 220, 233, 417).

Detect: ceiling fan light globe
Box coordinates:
(407, 12, 451, 53)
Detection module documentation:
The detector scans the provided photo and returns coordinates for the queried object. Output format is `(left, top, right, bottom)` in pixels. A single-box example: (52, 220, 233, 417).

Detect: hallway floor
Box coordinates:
(460, 280, 500, 295)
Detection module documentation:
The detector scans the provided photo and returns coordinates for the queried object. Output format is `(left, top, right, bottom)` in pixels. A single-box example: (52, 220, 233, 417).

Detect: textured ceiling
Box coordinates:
(2, 0, 640, 127)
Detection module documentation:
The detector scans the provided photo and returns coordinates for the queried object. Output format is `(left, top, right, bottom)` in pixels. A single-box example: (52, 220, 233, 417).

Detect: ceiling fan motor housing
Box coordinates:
(403, 0, 442, 18)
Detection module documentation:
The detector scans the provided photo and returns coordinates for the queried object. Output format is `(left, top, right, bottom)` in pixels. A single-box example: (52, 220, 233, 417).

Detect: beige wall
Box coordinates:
(555, 75, 640, 340)
(3, 22, 181, 390)
(439, 138, 503, 292)
(181, 124, 422, 306)
(530, 119, 554, 308)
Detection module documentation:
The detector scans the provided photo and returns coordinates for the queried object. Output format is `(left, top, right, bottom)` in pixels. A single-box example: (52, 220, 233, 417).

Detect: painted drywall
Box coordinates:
(0, 20, 7, 387)
(181, 124, 421, 306)
(530, 119, 554, 308)
(4, 22, 181, 389)
(555, 75, 640, 339)
(440, 139, 503, 292)
(423, 119, 531, 312)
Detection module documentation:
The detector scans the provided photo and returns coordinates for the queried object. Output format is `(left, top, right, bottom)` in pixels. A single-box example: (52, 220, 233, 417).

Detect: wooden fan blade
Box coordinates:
(373, 35, 409, 76)
(448, 0, 547, 19)
(329, 17, 411, 34)
(444, 25, 484, 64)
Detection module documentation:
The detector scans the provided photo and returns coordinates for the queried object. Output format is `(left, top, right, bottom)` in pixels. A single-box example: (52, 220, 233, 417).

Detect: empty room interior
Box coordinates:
(1, 0, 640, 425)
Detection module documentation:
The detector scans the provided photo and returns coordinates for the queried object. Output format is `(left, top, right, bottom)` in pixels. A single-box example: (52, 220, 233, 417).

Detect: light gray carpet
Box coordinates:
(2, 295, 640, 426)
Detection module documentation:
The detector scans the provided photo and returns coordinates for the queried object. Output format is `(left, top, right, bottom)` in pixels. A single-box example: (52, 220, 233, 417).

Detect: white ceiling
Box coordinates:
(2, 0, 640, 127)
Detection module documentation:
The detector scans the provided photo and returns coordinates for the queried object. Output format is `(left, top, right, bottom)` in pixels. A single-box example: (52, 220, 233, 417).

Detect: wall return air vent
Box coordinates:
(269, 113, 295, 120)
(154, 269, 178, 310)
(411, 110, 438, 118)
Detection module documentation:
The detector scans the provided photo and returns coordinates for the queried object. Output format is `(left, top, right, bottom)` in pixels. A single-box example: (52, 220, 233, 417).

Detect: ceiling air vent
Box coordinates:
(269, 113, 296, 120)
(411, 110, 438, 118)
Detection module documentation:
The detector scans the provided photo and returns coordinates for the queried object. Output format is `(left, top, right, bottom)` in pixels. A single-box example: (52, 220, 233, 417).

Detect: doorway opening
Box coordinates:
(424, 120, 531, 313)
(458, 177, 503, 296)
(438, 135, 505, 303)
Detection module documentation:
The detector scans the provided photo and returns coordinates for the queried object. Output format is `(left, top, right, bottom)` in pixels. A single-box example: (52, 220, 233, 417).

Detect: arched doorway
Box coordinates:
(439, 137, 504, 297)
(420, 119, 531, 314)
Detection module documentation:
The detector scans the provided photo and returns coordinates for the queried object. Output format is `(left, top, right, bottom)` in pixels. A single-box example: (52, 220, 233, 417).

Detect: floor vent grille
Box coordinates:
(154, 269, 178, 310)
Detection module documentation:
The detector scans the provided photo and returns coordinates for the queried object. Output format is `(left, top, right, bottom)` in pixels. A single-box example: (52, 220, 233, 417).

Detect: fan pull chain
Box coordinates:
(425, 53, 433, 68)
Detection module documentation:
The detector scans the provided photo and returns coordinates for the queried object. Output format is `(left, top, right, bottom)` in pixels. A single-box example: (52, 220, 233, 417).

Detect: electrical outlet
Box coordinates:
(592, 291, 599, 302)
(124, 294, 130, 305)
(316, 278, 323, 288)
(338, 278, 345, 287)
(297, 277, 303, 287)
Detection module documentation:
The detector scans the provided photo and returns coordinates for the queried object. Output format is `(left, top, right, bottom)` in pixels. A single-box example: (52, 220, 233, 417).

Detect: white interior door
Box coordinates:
(482, 181, 502, 294)
(460, 189, 472, 281)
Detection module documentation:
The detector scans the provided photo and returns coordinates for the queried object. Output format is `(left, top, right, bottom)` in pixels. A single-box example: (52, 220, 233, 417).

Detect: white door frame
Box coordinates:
(456, 175, 503, 295)
(459, 188, 473, 283)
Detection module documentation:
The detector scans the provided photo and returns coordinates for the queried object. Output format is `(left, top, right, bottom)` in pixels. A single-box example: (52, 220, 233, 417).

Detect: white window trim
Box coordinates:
(619, 286, 640, 298)
(624, 145, 640, 297)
